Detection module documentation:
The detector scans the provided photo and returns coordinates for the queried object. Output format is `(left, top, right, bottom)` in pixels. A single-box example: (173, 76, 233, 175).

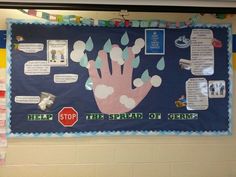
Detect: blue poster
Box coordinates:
(145, 29, 165, 55)
(6, 19, 232, 137)
(0, 30, 6, 48)
(233, 35, 236, 52)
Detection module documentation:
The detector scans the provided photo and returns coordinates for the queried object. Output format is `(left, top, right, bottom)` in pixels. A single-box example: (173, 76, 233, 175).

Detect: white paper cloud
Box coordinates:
(119, 95, 136, 109)
(135, 38, 145, 49)
(70, 50, 85, 62)
(70, 40, 86, 62)
(73, 40, 86, 50)
(150, 75, 162, 87)
(110, 46, 122, 60)
(132, 38, 145, 54)
(110, 46, 124, 65)
(94, 84, 114, 99)
(117, 58, 125, 65)
(131, 45, 141, 55)
(133, 78, 144, 87)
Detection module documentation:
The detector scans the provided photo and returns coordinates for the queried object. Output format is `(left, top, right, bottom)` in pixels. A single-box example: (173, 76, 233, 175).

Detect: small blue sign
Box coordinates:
(145, 29, 165, 55)
(0, 30, 6, 48)
(233, 35, 236, 52)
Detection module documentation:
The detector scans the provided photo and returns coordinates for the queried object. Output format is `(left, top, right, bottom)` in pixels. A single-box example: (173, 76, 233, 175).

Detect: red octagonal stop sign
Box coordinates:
(58, 107, 78, 127)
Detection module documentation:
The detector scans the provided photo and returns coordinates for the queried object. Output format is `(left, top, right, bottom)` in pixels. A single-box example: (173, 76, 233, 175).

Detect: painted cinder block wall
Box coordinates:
(0, 9, 235, 177)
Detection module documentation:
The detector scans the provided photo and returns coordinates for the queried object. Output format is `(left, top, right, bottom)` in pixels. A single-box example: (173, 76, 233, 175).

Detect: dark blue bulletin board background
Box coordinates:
(7, 20, 232, 136)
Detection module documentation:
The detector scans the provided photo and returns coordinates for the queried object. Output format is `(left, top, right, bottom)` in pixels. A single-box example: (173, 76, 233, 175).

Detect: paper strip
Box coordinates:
(0, 112, 6, 121)
(54, 74, 78, 83)
(24, 61, 51, 75)
(15, 96, 40, 104)
(0, 82, 6, 91)
(0, 151, 6, 165)
(18, 43, 44, 53)
(191, 29, 214, 75)
(0, 91, 5, 97)
(0, 98, 6, 106)
(233, 53, 236, 71)
(0, 69, 6, 81)
(186, 78, 209, 110)
(0, 120, 6, 127)
(0, 134, 7, 147)
(0, 128, 6, 134)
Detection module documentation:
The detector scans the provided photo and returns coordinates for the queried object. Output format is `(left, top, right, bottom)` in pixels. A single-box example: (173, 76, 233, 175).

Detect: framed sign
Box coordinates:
(6, 19, 232, 137)
(145, 29, 165, 55)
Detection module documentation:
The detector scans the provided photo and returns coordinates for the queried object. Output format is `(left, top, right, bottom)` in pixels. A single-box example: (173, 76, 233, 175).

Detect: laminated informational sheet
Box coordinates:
(6, 19, 232, 137)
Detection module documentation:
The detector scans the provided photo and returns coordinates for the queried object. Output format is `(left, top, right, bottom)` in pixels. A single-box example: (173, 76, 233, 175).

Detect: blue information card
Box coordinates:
(0, 30, 6, 48)
(233, 35, 236, 52)
(145, 29, 165, 55)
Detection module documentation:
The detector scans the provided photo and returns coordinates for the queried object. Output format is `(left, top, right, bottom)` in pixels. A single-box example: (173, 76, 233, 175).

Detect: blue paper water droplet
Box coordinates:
(80, 53, 88, 67)
(121, 32, 129, 46)
(85, 37, 93, 52)
(141, 69, 150, 82)
(122, 47, 129, 60)
(95, 56, 102, 69)
(132, 56, 140, 68)
(156, 57, 165, 70)
(85, 77, 93, 90)
(103, 39, 112, 53)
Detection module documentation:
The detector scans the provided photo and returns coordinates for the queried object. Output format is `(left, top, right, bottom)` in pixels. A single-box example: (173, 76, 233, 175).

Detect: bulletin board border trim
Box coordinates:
(5, 19, 233, 137)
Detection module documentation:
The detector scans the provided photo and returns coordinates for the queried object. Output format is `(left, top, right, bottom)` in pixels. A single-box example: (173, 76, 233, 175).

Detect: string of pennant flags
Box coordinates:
(201, 13, 235, 20)
(18, 9, 200, 28)
(213, 14, 233, 19)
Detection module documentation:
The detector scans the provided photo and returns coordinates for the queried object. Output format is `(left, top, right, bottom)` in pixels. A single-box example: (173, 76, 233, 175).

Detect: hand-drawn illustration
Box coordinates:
(47, 40, 68, 66)
(175, 35, 190, 48)
(209, 80, 226, 98)
(71, 33, 163, 114)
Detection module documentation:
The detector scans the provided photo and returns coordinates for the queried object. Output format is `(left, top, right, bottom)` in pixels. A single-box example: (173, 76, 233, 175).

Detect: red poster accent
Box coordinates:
(58, 107, 78, 127)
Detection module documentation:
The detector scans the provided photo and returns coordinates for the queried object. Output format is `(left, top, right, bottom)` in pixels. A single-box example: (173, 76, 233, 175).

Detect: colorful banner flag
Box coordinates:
(0, 31, 6, 69)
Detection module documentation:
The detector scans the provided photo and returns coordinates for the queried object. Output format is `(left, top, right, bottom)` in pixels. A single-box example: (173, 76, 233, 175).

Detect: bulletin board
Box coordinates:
(6, 19, 232, 137)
